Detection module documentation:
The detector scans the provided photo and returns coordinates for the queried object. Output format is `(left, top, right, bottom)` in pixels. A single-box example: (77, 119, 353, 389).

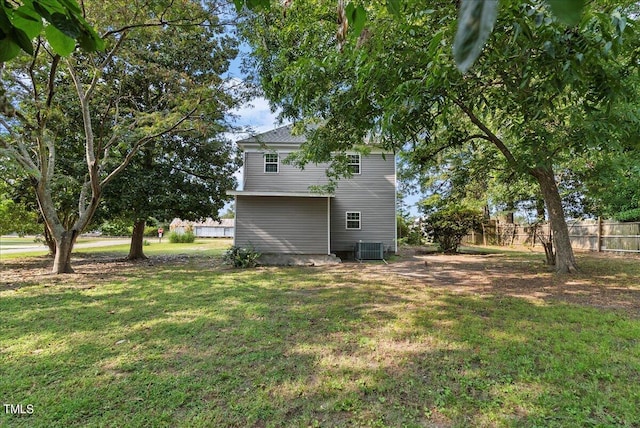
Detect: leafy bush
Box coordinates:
(100, 220, 132, 236)
(424, 205, 483, 253)
(144, 225, 161, 237)
(223, 246, 261, 268)
(0, 198, 40, 236)
(169, 231, 195, 243)
(405, 228, 424, 245)
(614, 208, 640, 222)
(397, 215, 424, 246)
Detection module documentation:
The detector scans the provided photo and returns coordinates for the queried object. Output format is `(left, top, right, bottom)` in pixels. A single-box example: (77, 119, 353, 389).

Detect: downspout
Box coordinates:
(327, 197, 331, 255)
(233, 195, 237, 247)
(394, 153, 398, 253)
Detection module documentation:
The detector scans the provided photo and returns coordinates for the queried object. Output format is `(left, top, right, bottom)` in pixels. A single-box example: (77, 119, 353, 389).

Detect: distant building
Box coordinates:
(170, 218, 234, 238)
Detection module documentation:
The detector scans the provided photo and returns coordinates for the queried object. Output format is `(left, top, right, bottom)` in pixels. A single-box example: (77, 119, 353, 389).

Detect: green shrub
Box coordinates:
(614, 208, 640, 222)
(405, 228, 424, 245)
(144, 225, 160, 237)
(222, 246, 261, 268)
(397, 215, 424, 246)
(100, 220, 132, 236)
(424, 205, 483, 253)
(169, 231, 195, 243)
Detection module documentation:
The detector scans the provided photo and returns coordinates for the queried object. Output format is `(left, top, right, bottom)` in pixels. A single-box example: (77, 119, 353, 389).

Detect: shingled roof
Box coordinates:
(237, 124, 306, 146)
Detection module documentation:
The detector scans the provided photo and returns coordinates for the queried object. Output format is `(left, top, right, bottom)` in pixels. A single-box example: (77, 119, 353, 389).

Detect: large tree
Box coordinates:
(241, 0, 639, 273)
(75, 7, 240, 261)
(0, 0, 240, 273)
(103, 136, 239, 260)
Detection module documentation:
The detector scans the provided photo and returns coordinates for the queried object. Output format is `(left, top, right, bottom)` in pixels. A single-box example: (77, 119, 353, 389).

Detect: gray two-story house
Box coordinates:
(228, 125, 396, 259)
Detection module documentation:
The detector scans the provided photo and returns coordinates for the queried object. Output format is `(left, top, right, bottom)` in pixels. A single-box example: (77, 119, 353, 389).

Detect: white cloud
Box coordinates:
(231, 96, 282, 137)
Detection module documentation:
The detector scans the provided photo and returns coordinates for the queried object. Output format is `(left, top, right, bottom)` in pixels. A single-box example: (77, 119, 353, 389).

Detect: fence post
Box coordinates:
(597, 216, 603, 253)
(482, 223, 487, 246)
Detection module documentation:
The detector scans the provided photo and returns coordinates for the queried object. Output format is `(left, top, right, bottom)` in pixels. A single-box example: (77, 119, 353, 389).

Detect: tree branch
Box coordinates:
(45, 55, 61, 109)
(0, 137, 38, 174)
(66, 59, 100, 198)
(453, 97, 518, 167)
(85, 33, 128, 101)
(101, 18, 208, 39)
(100, 106, 200, 187)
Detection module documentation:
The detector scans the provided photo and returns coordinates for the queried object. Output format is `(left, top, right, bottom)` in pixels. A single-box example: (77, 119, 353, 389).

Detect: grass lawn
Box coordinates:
(0, 237, 232, 260)
(72, 238, 233, 258)
(1, 247, 639, 427)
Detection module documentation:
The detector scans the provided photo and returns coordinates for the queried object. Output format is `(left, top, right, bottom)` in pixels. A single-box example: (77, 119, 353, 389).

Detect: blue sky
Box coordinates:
(226, 46, 282, 135)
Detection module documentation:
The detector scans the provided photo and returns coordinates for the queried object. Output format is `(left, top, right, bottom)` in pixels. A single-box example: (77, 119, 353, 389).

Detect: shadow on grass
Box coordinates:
(1, 258, 639, 427)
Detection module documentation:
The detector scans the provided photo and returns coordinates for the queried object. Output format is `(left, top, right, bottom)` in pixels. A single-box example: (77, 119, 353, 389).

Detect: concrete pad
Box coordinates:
(257, 254, 342, 266)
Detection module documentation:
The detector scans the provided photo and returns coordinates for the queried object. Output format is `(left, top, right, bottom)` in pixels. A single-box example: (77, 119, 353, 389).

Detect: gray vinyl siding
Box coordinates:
(330, 154, 396, 254)
(243, 151, 329, 192)
(235, 196, 329, 254)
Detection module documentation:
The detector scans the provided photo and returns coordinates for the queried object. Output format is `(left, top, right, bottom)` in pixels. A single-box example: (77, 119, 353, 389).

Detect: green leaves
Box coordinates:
(452, 0, 586, 73)
(45, 23, 76, 56)
(0, 2, 39, 62)
(0, 0, 103, 62)
(547, 0, 585, 26)
(345, 3, 366, 38)
(233, 0, 271, 12)
(386, 0, 402, 17)
(453, 0, 499, 74)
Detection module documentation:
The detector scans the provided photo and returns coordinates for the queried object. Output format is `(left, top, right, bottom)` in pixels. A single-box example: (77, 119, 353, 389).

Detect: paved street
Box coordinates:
(0, 238, 130, 255)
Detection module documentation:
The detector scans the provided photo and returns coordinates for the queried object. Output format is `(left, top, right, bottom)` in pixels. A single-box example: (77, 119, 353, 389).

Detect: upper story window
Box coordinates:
(347, 154, 361, 174)
(264, 153, 279, 173)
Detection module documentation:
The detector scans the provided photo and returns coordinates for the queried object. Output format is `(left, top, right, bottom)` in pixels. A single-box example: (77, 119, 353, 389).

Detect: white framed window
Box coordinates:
(346, 211, 361, 230)
(264, 153, 279, 173)
(347, 154, 361, 174)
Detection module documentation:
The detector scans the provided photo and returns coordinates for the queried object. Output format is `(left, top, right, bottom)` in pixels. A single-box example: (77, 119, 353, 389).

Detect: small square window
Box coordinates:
(264, 153, 279, 173)
(346, 211, 361, 230)
(347, 154, 361, 174)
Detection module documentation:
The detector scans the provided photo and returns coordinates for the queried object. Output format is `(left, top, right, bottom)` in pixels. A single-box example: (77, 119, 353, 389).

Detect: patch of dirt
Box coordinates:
(331, 246, 640, 317)
(0, 253, 216, 290)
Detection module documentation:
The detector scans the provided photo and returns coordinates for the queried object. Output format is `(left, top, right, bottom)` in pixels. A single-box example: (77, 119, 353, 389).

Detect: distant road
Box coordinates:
(0, 238, 130, 255)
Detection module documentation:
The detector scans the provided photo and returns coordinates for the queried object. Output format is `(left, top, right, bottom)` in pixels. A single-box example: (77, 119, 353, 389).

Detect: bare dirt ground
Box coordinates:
(0, 253, 201, 289)
(332, 246, 640, 317)
(2, 247, 639, 316)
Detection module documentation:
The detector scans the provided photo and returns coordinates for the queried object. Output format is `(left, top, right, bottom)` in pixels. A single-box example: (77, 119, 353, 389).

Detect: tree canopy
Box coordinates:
(1, 0, 242, 273)
(240, 0, 640, 273)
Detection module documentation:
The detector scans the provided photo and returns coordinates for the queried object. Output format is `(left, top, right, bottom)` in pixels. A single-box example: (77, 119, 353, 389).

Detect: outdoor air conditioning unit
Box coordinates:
(354, 241, 385, 262)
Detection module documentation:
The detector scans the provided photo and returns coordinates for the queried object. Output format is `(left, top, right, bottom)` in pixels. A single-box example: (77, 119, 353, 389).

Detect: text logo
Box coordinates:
(4, 404, 34, 415)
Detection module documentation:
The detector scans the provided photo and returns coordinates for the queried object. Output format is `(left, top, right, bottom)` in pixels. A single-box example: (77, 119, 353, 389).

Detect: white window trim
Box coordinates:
(264, 153, 279, 173)
(346, 211, 361, 230)
(347, 153, 361, 175)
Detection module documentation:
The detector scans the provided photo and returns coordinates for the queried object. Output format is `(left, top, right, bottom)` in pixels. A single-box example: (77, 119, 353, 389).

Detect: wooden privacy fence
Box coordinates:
(464, 219, 640, 253)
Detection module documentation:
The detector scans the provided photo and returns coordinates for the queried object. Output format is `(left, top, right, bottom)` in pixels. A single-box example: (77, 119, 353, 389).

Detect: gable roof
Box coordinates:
(237, 125, 306, 148)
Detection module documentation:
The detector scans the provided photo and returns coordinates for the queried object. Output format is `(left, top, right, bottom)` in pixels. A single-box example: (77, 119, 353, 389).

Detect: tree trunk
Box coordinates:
(127, 219, 148, 260)
(531, 165, 578, 273)
(536, 197, 546, 221)
(52, 230, 77, 274)
(43, 224, 56, 256)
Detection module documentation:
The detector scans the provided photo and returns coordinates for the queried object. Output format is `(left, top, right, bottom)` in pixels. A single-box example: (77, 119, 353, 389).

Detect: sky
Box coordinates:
(226, 47, 282, 137)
